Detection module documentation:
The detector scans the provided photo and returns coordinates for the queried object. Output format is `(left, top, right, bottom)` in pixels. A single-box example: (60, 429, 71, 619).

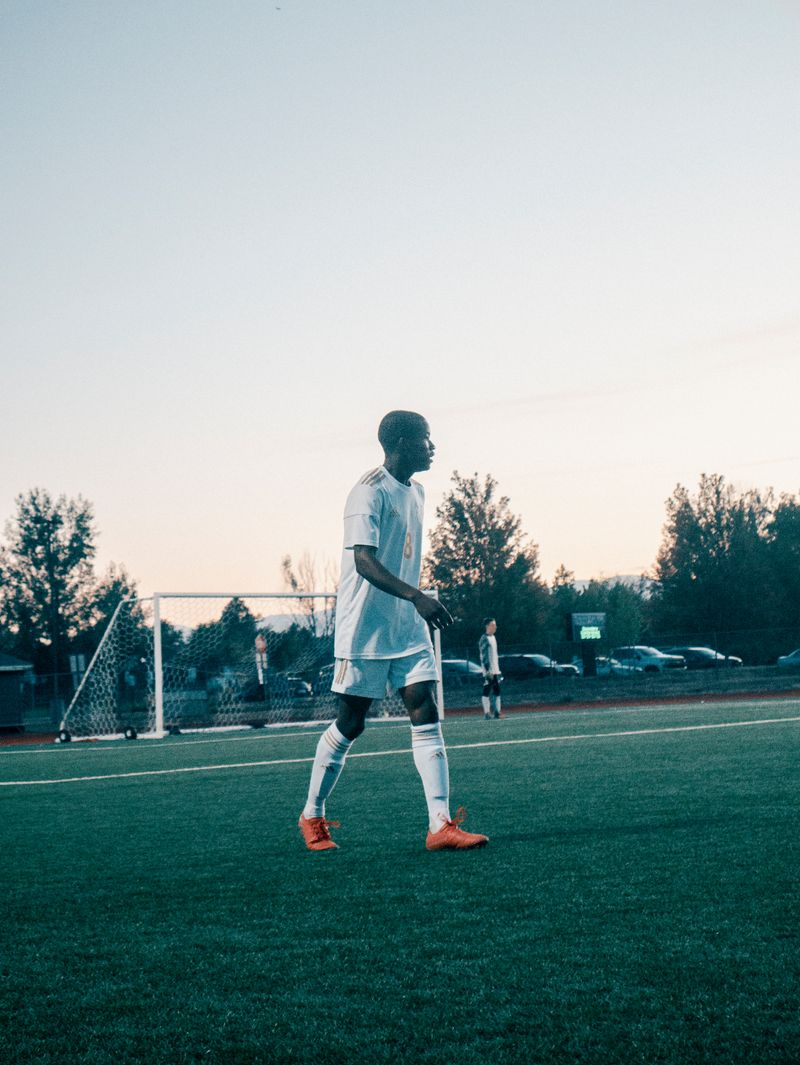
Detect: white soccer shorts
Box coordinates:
(331, 647, 438, 701)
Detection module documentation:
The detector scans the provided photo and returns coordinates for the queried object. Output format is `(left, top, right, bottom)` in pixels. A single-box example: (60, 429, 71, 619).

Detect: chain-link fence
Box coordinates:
(440, 627, 800, 711)
(445, 625, 800, 669)
(8, 624, 800, 733)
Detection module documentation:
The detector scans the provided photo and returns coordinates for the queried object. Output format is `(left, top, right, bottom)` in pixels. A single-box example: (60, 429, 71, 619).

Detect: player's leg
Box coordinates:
(303, 691, 372, 816)
(401, 680, 452, 832)
(491, 675, 502, 718)
(481, 678, 492, 719)
(303, 691, 370, 811)
(395, 655, 488, 850)
(299, 694, 371, 851)
(333, 692, 372, 741)
(300, 658, 383, 851)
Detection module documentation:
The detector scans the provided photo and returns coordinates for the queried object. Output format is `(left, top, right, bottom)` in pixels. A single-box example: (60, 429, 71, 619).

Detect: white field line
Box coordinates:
(0, 725, 339, 756)
(6, 695, 800, 758)
(2, 715, 799, 788)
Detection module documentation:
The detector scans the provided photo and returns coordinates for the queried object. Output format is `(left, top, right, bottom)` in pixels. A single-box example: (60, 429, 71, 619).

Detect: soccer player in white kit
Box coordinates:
(299, 410, 488, 852)
(479, 617, 502, 719)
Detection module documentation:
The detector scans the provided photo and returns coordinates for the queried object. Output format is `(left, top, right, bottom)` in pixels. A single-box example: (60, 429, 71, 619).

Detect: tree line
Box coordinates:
(424, 471, 800, 662)
(0, 489, 137, 677)
(2, 471, 799, 677)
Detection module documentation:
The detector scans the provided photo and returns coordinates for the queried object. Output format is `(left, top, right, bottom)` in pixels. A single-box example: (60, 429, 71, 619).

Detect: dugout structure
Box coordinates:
(61, 593, 444, 740)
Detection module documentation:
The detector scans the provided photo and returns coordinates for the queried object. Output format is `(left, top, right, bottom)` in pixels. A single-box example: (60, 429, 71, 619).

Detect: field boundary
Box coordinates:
(4, 684, 800, 748)
(446, 686, 800, 717)
(3, 712, 799, 788)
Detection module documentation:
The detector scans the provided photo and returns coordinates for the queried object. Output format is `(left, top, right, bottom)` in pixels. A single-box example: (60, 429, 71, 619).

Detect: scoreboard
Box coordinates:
(571, 612, 606, 642)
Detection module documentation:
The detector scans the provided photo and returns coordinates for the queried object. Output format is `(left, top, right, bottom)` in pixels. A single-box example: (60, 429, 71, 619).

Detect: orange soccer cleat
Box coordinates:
(425, 807, 489, 851)
(298, 813, 340, 852)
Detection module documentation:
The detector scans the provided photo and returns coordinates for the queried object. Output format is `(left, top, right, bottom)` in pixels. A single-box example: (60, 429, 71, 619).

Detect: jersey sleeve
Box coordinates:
(342, 483, 382, 550)
(478, 634, 490, 670)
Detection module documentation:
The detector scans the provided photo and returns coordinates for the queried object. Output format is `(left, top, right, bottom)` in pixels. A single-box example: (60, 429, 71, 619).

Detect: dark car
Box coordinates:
(662, 646, 743, 669)
(242, 670, 313, 701)
(284, 674, 313, 697)
(314, 663, 336, 694)
(440, 659, 484, 685)
(498, 653, 579, 679)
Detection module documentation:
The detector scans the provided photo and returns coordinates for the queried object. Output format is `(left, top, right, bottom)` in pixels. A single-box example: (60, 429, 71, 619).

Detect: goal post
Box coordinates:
(60, 592, 445, 740)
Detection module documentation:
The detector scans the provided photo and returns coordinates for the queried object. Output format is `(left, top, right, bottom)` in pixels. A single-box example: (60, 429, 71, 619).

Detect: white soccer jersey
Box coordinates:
(479, 633, 500, 674)
(334, 466, 433, 660)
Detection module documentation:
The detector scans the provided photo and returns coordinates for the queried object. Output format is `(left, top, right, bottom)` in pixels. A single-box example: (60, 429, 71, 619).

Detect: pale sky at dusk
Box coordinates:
(2, 1, 798, 597)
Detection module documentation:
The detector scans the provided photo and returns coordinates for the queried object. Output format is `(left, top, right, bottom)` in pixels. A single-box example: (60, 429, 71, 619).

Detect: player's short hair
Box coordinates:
(483, 617, 496, 628)
(378, 410, 427, 452)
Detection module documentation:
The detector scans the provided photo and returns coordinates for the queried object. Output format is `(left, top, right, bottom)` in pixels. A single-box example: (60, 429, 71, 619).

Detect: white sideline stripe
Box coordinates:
(0, 716, 420, 758)
(2, 714, 799, 787)
(0, 725, 340, 756)
(7, 695, 800, 758)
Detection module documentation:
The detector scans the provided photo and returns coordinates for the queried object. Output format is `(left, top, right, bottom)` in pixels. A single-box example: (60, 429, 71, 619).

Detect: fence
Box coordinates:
(8, 626, 800, 735)
(439, 628, 800, 711)
(444, 625, 800, 671)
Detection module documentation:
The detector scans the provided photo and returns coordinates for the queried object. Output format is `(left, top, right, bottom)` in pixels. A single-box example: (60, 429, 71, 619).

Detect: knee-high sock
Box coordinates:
(481, 696, 491, 716)
(411, 722, 451, 832)
(303, 722, 352, 819)
(492, 694, 502, 716)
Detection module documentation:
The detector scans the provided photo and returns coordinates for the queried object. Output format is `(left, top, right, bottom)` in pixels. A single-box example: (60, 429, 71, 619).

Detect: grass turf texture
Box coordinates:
(1, 701, 798, 1065)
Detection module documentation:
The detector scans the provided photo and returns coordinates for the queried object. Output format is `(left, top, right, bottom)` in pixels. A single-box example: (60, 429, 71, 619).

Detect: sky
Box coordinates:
(2, 1, 798, 598)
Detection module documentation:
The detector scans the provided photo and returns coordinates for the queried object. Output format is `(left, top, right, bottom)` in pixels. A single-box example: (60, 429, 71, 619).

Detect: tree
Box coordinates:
(767, 493, 800, 628)
(544, 567, 647, 649)
(281, 551, 337, 638)
(75, 563, 140, 650)
(650, 474, 776, 637)
(547, 565, 580, 635)
(184, 597, 257, 676)
(423, 472, 548, 650)
(0, 489, 97, 684)
(575, 578, 646, 647)
(65, 562, 151, 686)
(268, 623, 325, 674)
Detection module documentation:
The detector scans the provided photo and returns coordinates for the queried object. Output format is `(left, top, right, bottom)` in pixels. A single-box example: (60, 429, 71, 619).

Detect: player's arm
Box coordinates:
(478, 635, 490, 674)
(352, 545, 453, 630)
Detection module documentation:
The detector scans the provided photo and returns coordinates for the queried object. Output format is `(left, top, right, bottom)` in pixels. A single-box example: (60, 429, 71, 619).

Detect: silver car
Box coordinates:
(610, 646, 686, 673)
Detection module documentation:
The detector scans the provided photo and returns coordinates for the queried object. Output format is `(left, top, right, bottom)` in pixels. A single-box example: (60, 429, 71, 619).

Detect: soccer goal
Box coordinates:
(60, 593, 444, 740)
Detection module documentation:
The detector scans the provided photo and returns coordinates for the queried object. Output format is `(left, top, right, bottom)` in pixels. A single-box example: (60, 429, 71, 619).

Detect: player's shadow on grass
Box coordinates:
(502, 814, 736, 845)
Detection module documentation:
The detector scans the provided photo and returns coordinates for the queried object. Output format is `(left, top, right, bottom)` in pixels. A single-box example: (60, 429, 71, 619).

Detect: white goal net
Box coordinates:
(61, 593, 443, 739)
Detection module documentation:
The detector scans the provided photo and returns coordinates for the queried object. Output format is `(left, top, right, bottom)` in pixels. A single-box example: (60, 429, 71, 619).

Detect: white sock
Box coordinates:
(493, 695, 502, 716)
(481, 696, 491, 716)
(411, 722, 451, 832)
(303, 722, 352, 819)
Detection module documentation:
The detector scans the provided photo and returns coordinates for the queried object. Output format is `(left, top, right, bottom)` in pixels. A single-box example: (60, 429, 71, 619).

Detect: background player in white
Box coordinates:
(479, 617, 502, 719)
(299, 410, 488, 852)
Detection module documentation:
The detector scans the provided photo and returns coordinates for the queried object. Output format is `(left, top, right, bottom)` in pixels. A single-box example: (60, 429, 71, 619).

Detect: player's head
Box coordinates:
(483, 617, 497, 634)
(378, 410, 434, 473)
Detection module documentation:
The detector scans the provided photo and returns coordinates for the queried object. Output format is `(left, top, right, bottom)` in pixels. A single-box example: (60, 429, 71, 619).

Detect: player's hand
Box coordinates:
(411, 591, 454, 630)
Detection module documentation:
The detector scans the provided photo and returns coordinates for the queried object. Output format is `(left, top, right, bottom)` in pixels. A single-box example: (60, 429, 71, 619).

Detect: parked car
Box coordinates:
(314, 663, 336, 693)
(610, 646, 686, 673)
(571, 655, 642, 677)
(661, 646, 743, 669)
(440, 659, 484, 685)
(777, 649, 800, 669)
(498, 654, 579, 679)
(284, 674, 313, 698)
(242, 671, 313, 701)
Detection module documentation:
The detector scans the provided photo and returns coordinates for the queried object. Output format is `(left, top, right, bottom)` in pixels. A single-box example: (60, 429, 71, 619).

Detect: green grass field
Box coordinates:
(2, 699, 799, 1065)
